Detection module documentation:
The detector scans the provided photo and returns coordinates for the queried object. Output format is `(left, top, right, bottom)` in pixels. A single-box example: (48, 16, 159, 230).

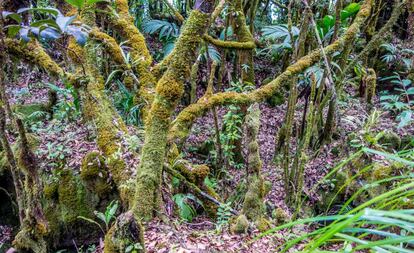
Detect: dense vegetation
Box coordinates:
(0, 0, 413, 252)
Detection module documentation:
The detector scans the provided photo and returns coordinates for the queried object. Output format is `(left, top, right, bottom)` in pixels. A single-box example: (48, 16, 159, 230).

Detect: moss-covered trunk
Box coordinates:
(133, 1, 215, 220)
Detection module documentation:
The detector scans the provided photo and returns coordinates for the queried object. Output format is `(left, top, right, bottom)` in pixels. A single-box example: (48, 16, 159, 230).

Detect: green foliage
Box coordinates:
(380, 43, 414, 69)
(48, 82, 81, 121)
(45, 142, 72, 165)
(112, 80, 143, 126)
(64, 0, 108, 10)
(259, 24, 299, 57)
(2, 7, 88, 45)
(219, 105, 243, 168)
(142, 19, 180, 58)
(264, 208, 414, 252)
(130, 0, 148, 29)
(316, 2, 361, 39)
(199, 45, 221, 63)
(94, 200, 119, 231)
(125, 243, 144, 253)
(204, 176, 217, 191)
(212, 82, 254, 169)
(142, 19, 179, 40)
(172, 193, 202, 222)
(379, 73, 413, 128)
(261, 147, 414, 252)
(78, 200, 118, 234)
(216, 202, 233, 230)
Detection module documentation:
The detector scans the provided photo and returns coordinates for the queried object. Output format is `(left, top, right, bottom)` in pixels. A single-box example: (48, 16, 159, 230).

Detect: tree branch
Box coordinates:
(168, 0, 373, 143)
(4, 39, 71, 79)
(203, 34, 256, 49)
(110, 0, 157, 119)
(89, 28, 129, 68)
(161, 0, 185, 23)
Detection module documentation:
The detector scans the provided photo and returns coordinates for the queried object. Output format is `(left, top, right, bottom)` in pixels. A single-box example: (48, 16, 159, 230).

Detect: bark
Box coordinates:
(133, 0, 216, 220)
(169, 0, 373, 144)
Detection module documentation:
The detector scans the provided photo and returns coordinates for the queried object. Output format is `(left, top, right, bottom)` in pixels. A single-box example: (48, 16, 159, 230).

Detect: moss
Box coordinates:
(255, 217, 271, 232)
(272, 207, 290, 225)
(67, 37, 86, 65)
(266, 91, 285, 107)
(43, 181, 59, 200)
(190, 59, 200, 103)
(103, 211, 145, 253)
(80, 151, 113, 197)
(89, 28, 126, 66)
(203, 34, 255, 49)
(80, 77, 130, 193)
(123, 75, 135, 90)
(80, 151, 105, 178)
(111, 0, 156, 120)
(364, 68, 376, 105)
(169, 0, 373, 143)
(378, 131, 401, 151)
(230, 214, 249, 234)
(241, 176, 267, 221)
(192, 165, 209, 184)
(371, 163, 393, 181)
(133, 9, 212, 220)
(13, 227, 47, 253)
(58, 169, 90, 224)
(5, 39, 69, 79)
(12, 103, 48, 121)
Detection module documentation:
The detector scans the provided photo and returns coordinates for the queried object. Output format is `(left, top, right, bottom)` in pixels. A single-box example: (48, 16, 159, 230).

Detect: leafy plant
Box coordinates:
(46, 143, 72, 164)
(216, 202, 233, 231)
(65, 0, 108, 10)
(172, 193, 202, 222)
(316, 2, 361, 39)
(2, 7, 88, 45)
(380, 73, 413, 128)
(381, 43, 414, 69)
(78, 200, 119, 233)
(142, 19, 180, 58)
(125, 243, 143, 253)
(260, 24, 299, 56)
(142, 19, 179, 40)
(48, 82, 81, 121)
(260, 147, 414, 252)
(220, 105, 243, 168)
(199, 45, 221, 63)
(94, 200, 119, 231)
(112, 80, 143, 126)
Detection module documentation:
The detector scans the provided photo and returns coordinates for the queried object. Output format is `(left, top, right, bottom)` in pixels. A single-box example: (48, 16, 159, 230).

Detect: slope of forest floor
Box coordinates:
(1, 63, 412, 253)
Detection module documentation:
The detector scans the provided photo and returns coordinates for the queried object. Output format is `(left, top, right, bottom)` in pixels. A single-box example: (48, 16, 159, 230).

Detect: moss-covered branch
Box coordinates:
(133, 1, 215, 220)
(89, 28, 129, 68)
(203, 34, 256, 49)
(342, 0, 406, 78)
(161, 0, 185, 23)
(169, 0, 373, 143)
(110, 0, 157, 120)
(163, 163, 238, 215)
(231, 104, 271, 233)
(5, 39, 71, 79)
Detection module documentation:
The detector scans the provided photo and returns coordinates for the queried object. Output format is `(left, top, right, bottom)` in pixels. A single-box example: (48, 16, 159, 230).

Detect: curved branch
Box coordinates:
(5, 39, 71, 79)
(89, 28, 129, 68)
(161, 0, 185, 23)
(153, 0, 227, 76)
(211, 0, 226, 22)
(169, 0, 373, 143)
(203, 34, 256, 49)
(111, 0, 157, 119)
(342, 0, 406, 79)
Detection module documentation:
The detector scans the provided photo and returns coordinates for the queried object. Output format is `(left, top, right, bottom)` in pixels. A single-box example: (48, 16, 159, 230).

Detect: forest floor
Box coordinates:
(1, 65, 413, 253)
